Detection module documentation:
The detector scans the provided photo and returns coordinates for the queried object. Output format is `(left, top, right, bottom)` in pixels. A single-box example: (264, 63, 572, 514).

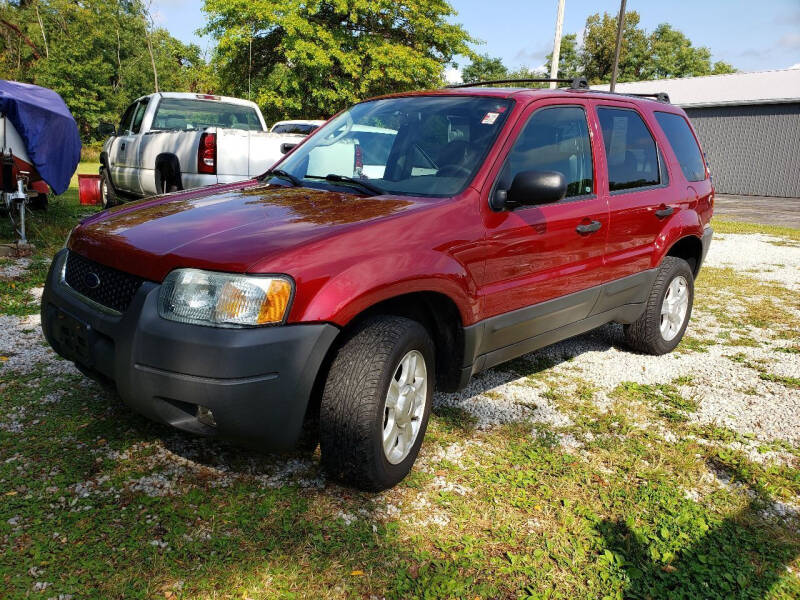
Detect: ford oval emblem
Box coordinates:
(84, 271, 101, 290)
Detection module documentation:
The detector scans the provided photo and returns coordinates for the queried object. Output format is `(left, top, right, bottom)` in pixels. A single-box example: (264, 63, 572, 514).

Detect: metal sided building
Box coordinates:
(598, 69, 800, 198)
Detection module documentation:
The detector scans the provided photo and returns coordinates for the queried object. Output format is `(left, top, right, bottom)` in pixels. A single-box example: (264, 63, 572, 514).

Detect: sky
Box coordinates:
(153, 0, 800, 80)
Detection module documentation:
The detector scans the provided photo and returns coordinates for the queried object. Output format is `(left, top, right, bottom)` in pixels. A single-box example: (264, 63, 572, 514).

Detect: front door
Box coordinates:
(478, 100, 609, 353)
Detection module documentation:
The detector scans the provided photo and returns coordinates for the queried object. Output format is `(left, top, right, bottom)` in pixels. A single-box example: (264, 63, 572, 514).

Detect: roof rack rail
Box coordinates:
(447, 76, 589, 90)
(622, 91, 671, 103)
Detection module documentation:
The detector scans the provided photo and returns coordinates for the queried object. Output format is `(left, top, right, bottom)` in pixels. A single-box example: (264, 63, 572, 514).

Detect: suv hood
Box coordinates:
(69, 182, 418, 281)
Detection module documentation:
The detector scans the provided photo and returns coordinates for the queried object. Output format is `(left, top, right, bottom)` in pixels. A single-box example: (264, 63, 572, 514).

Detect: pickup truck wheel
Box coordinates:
(319, 316, 434, 491)
(624, 256, 694, 355)
(100, 170, 118, 208)
(156, 168, 179, 195)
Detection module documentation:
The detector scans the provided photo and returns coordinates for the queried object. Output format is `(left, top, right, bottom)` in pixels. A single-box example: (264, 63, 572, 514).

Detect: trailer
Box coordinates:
(0, 80, 80, 246)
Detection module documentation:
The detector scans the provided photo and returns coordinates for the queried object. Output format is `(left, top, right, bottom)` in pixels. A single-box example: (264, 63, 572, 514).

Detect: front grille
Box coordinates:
(64, 251, 144, 313)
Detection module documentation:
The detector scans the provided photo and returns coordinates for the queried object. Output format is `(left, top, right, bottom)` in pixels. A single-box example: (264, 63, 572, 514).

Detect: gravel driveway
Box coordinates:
(1, 229, 799, 480)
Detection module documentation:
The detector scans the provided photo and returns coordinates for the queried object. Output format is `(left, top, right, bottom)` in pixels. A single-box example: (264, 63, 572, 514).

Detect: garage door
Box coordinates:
(684, 103, 800, 198)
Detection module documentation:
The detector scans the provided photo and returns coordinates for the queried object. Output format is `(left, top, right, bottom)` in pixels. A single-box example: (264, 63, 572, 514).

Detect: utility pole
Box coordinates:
(549, 0, 566, 88)
(610, 0, 627, 92)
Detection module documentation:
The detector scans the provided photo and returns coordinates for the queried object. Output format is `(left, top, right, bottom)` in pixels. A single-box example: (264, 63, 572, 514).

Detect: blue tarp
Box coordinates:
(0, 80, 81, 195)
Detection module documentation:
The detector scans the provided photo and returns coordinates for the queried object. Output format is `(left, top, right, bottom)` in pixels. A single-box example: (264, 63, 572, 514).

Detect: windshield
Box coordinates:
(275, 95, 513, 197)
(152, 98, 262, 131)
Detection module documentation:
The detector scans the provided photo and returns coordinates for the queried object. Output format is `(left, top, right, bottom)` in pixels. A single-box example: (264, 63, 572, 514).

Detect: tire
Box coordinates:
(319, 316, 435, 491)
(100, 169, 118, 208)
(155, 166, 180, 195)
(624, 256, 694, 355)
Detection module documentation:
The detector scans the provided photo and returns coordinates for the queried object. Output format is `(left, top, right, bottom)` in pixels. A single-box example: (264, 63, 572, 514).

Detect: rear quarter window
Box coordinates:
(655, 112, 706, 182)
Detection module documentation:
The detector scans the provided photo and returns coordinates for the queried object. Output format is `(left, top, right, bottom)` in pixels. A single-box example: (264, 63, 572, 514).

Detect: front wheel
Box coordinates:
(624, 256, 694, 355)
(100, 169, 118, 208)
(319, 316, 434, 491)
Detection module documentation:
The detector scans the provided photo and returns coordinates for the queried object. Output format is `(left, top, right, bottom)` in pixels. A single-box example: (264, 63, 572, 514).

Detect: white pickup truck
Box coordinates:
(98, 92, 306, 207)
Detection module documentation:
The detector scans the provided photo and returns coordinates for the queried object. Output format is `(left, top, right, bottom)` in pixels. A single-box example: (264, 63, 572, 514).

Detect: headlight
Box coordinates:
(158, 269, 293, 327)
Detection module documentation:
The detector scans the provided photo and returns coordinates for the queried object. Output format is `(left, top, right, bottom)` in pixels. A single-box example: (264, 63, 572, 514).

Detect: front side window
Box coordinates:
(275, 95, 513, 197)
(119, 103, 136, 134)
(131, 100, 149, 134)
(497, 105, 594, 199)
(655, 112, 706, 182)
(597, 107, 660, 192)
(152, 99, 262, 131)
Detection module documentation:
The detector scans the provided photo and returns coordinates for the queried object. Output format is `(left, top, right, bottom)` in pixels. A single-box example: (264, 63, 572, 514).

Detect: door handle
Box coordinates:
(655, 205, 674, 219)
(576, 220, 602, 234)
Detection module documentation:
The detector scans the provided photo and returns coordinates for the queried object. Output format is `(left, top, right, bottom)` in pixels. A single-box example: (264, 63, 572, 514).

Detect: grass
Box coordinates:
(712, 218, 800, 242)
(1, 169, 799, 598)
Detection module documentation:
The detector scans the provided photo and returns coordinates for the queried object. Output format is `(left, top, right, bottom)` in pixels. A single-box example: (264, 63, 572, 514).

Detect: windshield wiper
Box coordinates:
(261, 168, 302, 187)
(306, 174, 384, 196)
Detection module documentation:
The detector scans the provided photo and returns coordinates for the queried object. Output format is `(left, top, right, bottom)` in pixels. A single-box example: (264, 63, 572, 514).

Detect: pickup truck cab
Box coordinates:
(98, 92, 305, 206)
(43, 82, 713, 490)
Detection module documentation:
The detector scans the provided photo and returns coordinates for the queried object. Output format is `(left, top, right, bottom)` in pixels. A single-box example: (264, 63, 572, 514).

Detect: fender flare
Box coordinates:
(154, 153, 183, 191)
(290, 251, 477, 328)
(652, 210, 705, 270)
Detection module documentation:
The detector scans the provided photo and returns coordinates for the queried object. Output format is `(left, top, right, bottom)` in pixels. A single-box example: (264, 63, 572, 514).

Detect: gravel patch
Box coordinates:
(0, 257, 31, 279)
(0, 313, 78, 376)
(706, 233, 800, 289)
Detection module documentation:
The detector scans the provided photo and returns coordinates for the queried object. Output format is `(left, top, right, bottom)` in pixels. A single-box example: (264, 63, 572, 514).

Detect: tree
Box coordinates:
(0, 0, 213, 138)
(581, 11, 650, 83)
(461, 53, 507, 83)
(647, 24, 735, 78)
(203, 0, 475, 123)
(579, 12, 736, 83)
(545, 33, 582, 80)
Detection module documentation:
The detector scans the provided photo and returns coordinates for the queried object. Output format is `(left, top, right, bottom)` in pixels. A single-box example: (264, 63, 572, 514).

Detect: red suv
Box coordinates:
(42, 80, 713, 490)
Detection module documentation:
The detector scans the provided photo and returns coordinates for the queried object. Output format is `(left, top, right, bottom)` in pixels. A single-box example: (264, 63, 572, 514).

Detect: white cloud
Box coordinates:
(789, 62, 800, 70)
(779, 33, 800, 49)
(444, 67, 462, 84)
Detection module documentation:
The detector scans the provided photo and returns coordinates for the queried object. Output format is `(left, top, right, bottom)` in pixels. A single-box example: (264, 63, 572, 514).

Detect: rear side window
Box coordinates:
(597, 107, 660, 192)
(655, 112, 706, 182)
(498, 106, 594, 199)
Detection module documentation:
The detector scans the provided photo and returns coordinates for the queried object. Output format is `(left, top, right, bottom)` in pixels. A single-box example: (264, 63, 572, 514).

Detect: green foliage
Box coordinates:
(545, 33, 582, 80)
(463, 12, 736, 87)
(0, 0, 215, 139)
(461, 52, 508, 83)
(581, 11, 736, 83)
(203, 0, 475, 124)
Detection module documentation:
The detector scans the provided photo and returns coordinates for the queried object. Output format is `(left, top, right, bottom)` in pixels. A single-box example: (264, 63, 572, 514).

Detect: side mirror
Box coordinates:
(98, 122, 116, 137)
(280, 142, 298, 155)
(491, 170, 567, 211)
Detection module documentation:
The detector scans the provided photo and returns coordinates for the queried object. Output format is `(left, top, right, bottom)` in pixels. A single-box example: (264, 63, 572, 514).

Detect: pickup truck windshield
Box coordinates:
(276, 96, 513, 197)
(152, 98, 262, 132)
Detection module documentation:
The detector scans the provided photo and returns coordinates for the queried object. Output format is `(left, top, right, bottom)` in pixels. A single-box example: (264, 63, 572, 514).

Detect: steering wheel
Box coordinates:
(436, 164, 472, 178)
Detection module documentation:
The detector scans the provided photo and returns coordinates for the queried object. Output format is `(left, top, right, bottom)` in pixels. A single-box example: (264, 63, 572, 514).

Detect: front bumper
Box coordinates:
(41, 250, 339, 450)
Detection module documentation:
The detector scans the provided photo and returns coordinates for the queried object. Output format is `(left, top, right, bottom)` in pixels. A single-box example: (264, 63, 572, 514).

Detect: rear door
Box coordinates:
(478, 99, 609, 352)
(593, 102, 682, 279)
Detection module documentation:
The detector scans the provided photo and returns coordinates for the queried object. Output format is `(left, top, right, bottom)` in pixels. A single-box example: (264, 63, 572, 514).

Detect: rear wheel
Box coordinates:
(624, 256, 694, 355)
(319, 316, 434, 491)
(156, 166, 180, 195)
